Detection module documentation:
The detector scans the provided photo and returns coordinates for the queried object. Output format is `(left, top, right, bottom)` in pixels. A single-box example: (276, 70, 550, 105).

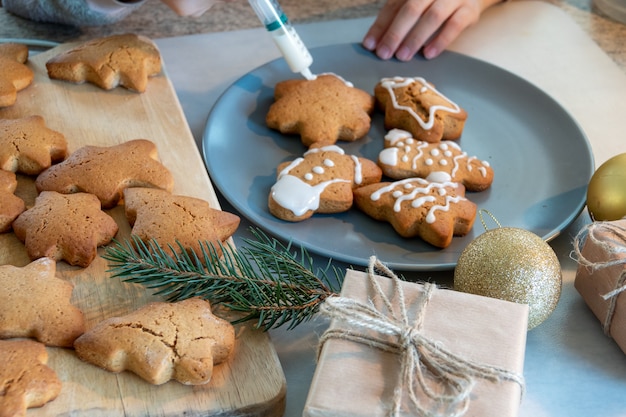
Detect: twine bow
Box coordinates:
(572, 221, 626, 336)
(317, 256, 525, 417)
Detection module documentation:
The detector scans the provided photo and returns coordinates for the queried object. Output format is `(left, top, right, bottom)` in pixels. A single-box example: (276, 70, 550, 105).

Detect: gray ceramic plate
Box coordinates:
(202, 43, 593, 271)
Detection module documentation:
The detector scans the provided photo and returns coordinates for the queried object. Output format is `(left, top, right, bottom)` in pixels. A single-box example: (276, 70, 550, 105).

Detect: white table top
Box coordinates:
(155, 2, 626, 415)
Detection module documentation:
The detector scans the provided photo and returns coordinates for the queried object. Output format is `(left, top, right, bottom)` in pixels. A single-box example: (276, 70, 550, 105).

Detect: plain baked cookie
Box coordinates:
(35, 139, 174, 208)
(0, 115, 68, 175)
(0, 170, 25, 233)
(46, 33, 162, 92)
(266, 73, 375, 147)
(0, 257, 85, 347)
(378, 129, 494, 191)
(374, 76, 468, 143)
(123, 187, 240, 258)
(74, 298, 236, 385)
(269, 144, 382, 222)
(353, 178, 477, 248)
(0, 339, 62, 417)
(0, 42, 34, 108)
(12, 191, 119, 267)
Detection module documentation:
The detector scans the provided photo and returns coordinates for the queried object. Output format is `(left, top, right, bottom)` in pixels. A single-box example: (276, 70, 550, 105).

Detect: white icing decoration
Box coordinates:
(379, 148, 399, 167)
(427, 172, 453, 183)
(324, 159, 335, 167)
(271, 175, 349, 216)
(350, 155, 363, 185)
(313, 166, 325, 174)
(311, 72, 354, 87)
(304, 173, 313, 181)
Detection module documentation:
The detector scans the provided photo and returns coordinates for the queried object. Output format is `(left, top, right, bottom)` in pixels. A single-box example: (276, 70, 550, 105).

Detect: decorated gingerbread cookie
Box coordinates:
(0, 42, 34, 107)
(374, 76, 467, 143)
(12, 191, 119, 267)
(269, 144, 382, 222)
(0, 257, 85, 347)
(46, 33, 162, 93)
(123, 187, 240, 258)
(0, 115, 68, 175)
(74, 298, 235, 385)
(266, 74, 375, 147)
(378, 129, 494, 191)
(35, 139, 174, 208)
(353, 178, 477, 248)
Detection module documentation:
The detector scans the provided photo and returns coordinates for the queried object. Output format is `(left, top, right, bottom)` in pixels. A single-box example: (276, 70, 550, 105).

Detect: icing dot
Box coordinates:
(313, 166, 324, 174)
(406, 138, 415, 144)
(324, 159, 335, 167)
(393, 191, 403, 198)
(430, 149, 440, 157)
(425, 159, 434, 166)
(402, 155, 409, 162)
(444, 150, 453, 157)
(304, 173, 313, 181)
(439, 160, 448, 166)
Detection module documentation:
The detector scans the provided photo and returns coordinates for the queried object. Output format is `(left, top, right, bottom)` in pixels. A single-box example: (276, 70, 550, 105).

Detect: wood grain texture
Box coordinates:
(0, 42, 286, 417)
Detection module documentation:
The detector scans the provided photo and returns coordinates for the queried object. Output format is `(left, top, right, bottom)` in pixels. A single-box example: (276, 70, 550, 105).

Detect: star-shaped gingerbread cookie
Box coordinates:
(0, 115, 68, 175)
(0, 339, 62, 417)
(378, 129, 494, 191)
(269, 144, 382, 222)
(353, 178, 477, 248)
(123, 187, 240, 258)
(0, 42, 34, 107)
(0, 258, 85, 347)
(266, 74, 375, 147)
(0, 170, 25, 233)
(46, 33, 162, 92)
(12, 191, 119, 267)
(35, 139, 174, 208)
(74, 298, 235, 385)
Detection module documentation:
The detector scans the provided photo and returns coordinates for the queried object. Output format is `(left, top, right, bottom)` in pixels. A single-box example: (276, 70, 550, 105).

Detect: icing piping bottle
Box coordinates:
(248, 0, 315, 80)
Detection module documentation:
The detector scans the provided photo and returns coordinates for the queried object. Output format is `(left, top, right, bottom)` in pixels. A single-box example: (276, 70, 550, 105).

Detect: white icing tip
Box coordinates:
(301, 68, 316, 80)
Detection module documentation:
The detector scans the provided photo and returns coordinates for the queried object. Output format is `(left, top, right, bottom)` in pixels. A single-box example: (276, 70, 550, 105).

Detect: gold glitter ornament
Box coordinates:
(454, 227, 561, 330)
(587, 152, 626, 221)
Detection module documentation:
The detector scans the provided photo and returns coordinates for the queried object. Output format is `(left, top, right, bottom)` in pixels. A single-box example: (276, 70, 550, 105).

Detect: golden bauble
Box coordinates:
(454, 227, 561, 330)
(587, 152, 626, 221)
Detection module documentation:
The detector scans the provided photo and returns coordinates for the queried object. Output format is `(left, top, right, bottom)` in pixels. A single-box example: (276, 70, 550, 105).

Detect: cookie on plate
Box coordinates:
(12, 191, 119, 267)
(378, 129, 494, 191)
(353, 178, 477, 248)
(74, 298, 235, 385)
(35, 139, 174, 208)
(0, 339, 62, 417)
(46, 33, 162, 92)
(0, 170, 25, 233)
(374, 76, 467, 143)
(123, 187, 240, 257)
(269, 144, 383, 222)
(0, 257, 86, 347)
(0, 115, 68, 175)
(266, 73, 375, 147)
(0, 42, 34, 108)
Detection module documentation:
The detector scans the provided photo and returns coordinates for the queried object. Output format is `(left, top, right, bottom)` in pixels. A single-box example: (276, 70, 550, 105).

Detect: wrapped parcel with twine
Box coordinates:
(574, 219, 626, 354)
(304, 257, 528, 417)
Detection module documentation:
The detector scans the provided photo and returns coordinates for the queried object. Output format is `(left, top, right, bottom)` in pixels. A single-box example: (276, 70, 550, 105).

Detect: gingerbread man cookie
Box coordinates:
(0, 257, 86, 347)
(0, 42, 34, 107)
(12, 191, 119, 267)
(269, 144, 382, 222)
(46, 33, 162, 93)
(378, 129, 494, 191)
(353, 178, 477, 248)
(266, 74, 375, 147)
(0, 115, 68, 175)
(74, 298, 235, 385)
(374, 76, 468, 143)
(35, 139, 174, 208)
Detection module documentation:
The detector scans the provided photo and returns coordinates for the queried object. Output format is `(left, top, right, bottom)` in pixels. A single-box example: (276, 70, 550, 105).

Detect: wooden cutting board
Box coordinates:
(0, 41, 286, 417)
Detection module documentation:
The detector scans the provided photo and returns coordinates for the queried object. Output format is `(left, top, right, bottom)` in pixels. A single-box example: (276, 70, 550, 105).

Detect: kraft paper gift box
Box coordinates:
(574, 220, 626, 353)
(304, 261, 528, 417)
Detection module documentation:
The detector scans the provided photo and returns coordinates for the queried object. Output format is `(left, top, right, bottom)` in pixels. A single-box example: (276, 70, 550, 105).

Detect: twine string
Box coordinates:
(317, 256, 525, 417)
(571, 221, 626, 335)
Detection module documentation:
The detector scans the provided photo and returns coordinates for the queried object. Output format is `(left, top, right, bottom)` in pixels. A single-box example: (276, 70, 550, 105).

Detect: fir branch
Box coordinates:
(103, 228, 343, 331)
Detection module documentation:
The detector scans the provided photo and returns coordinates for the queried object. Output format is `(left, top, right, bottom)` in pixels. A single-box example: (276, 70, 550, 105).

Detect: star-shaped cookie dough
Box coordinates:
(35, 139, 174, 208)
(0, 42, 34, 107)
(354, 178, 477, 248)
(0, 115, 68, 175)
(269, 144, 382, 222)
(266, 74, 375, 147)
(46, 33, 162, 92)
(0, 339, 62, 417)
(12, 191, 119, 267)
(74, 298, 235, 385)
(0, 258, 85, 347)
(0, 170, 25, 233)
(123, 187, 240, 258)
